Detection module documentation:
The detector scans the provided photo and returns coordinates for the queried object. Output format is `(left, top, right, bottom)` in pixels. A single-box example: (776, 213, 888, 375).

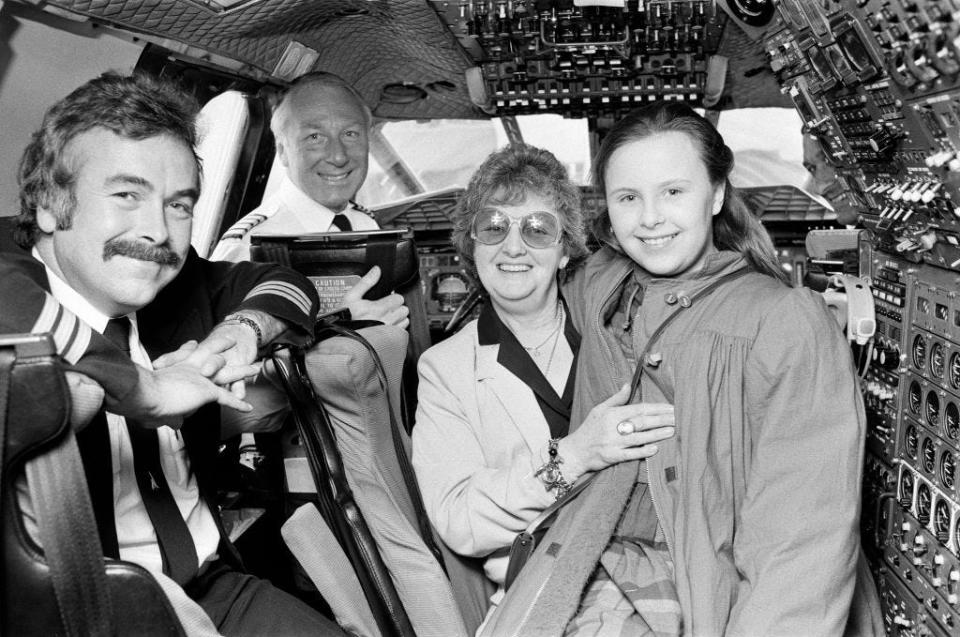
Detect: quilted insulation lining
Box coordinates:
(39, 0, 480, 119)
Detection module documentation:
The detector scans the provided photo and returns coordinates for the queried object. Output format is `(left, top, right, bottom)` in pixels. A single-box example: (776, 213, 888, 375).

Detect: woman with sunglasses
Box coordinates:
(412, 144, 676, 615)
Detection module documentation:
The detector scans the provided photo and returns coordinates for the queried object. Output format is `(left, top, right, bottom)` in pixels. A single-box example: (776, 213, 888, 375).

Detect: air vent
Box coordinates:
(381, 83, 428, 104)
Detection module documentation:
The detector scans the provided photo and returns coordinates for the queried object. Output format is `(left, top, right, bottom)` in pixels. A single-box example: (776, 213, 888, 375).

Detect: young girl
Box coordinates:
(483, 102, 881, 637)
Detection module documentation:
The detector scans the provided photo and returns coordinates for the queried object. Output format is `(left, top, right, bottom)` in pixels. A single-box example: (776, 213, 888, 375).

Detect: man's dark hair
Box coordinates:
(14, 72, 201, 248)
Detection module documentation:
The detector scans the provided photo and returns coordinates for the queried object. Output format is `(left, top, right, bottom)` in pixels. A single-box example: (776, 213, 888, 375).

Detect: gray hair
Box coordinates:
(269, 71, 373, 141)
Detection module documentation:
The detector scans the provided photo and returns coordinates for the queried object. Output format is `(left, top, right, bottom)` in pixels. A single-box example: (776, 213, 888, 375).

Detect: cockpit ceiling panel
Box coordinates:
(30, 0, 480, 119)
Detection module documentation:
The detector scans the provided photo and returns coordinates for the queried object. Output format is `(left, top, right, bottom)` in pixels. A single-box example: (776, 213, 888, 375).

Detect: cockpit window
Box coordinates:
(716, 107, 816, 197)
(357, 115, 592, 206)
(262, 108, 818, 211)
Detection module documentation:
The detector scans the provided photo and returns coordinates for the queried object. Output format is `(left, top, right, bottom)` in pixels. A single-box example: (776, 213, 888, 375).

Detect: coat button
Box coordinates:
(679, 295, 691, 308)
(665, 293, 678, 305)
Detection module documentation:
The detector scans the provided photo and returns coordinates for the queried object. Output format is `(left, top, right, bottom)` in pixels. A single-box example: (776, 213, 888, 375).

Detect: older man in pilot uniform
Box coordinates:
(212, 71, 408, 328)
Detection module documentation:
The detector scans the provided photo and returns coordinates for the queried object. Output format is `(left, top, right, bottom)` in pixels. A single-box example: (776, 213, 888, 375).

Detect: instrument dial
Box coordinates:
(936, 499, 951, 539)
(922, 436, 936, 473)
(926, 391, 940, 429)
(950, 352, 960, 389)
(905, 423, 920, 458)
(930, 342, 945, 379)
(917, 482, 932, 523)
(912, 335, 927, 370)
(940, 450, 956, 490)
(946, 402, 960, 441)
(909, 381, 922, 415)
(900, 471, 915, 509)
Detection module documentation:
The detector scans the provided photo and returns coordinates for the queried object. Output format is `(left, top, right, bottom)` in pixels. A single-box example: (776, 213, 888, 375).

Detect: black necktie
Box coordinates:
(331, 213, 352, 232)
(103, 318, 198, 584)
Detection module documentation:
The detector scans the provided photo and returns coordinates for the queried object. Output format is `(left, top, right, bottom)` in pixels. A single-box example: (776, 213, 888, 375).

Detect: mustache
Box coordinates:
(103, 239, 181, 266)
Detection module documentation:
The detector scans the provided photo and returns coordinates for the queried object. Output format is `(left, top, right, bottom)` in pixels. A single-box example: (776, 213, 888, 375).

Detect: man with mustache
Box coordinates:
(0, 72, 346, 635)
(212, 72, 409, 328)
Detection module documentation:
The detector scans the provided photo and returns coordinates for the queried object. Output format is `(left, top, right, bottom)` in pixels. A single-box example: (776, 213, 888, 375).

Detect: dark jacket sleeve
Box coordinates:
(140, 248, 320, 353)
(0, 252, 138, 405)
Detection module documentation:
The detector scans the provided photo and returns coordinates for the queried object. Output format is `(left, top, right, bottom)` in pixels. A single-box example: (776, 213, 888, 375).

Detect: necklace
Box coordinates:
(518, 305, 564, 358)
(539, 317, 563, 380)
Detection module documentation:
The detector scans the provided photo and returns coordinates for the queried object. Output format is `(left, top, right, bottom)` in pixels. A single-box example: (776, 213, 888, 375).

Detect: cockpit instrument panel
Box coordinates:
(768, 0, 960, 633)
(435, 0, 726, 117)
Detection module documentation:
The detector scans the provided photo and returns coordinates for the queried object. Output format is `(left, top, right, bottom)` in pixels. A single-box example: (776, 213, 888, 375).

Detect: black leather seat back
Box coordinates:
(1, 333, 185, 636)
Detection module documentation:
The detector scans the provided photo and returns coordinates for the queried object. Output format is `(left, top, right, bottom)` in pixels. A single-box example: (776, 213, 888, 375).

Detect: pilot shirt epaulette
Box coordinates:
(221, 211, 268, 241)
(350, 200, 374, 218)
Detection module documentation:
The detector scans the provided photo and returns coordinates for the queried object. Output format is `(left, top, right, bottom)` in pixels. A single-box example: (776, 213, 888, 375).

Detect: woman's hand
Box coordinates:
(559, 383, 675, 480)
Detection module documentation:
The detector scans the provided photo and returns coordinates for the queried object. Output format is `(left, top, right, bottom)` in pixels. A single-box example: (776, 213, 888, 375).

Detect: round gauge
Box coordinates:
(946, 402, 960, 440)
(726, 0, 775, 26)
(905, 424, 920, 458)
(950, 352, 960, 389)
(909, 381, 922, 415)
(917, 482, 932, 522)
(922, 437, 936, 473)
(926, 391, 941, 429)
(935, 499, 951, 538)
(930, 342, 945, 378)
(912, 334, 927, 370)
(941, 450, 956, 490)
(432, 272, 470, 313)
(900, 471, 915, 508)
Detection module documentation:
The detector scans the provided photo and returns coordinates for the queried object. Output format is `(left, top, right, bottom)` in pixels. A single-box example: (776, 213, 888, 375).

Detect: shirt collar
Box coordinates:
(32, 246, 134, 334)
(277, 174, 341, 232)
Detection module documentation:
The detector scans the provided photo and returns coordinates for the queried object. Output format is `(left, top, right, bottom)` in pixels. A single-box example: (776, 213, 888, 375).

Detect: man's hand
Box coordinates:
(341, 265, 410, 328)
(107, 357, 256, 429)
(153, 310, 288, 399)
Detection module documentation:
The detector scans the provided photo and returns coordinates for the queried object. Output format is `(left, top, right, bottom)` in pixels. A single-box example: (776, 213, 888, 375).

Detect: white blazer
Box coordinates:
(412, 318, 558, 586)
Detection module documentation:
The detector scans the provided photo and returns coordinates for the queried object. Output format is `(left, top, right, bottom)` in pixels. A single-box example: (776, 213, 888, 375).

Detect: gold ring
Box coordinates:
(617, 420, 633, 435)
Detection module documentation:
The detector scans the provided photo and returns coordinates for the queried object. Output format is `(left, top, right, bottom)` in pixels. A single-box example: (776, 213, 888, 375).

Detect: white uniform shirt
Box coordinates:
(211, 175, 379, 263)
(35, 249, 220, 575)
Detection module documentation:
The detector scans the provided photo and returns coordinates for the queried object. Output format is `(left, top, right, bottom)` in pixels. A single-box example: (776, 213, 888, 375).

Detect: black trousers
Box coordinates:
(186, 561, 346, 636)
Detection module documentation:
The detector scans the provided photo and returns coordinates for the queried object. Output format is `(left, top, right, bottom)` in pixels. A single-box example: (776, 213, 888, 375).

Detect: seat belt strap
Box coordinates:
(25, 415, 114, 636)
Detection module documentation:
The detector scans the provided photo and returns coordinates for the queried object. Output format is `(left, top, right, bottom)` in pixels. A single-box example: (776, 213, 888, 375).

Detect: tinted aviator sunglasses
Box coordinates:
(470, 209, 563, 249)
